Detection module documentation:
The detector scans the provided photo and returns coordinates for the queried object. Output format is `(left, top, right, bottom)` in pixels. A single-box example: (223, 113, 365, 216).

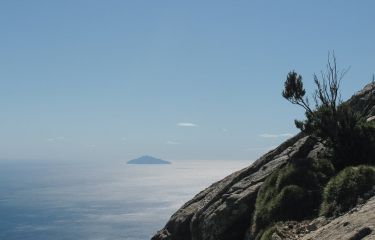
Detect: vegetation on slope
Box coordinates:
(252, 53, 375, 239)
(320, 165, 375, 217)
(253, 157, 334, 231)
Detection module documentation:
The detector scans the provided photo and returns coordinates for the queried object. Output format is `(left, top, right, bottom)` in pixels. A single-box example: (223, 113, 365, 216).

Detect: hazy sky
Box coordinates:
(0, 1, 374, 161)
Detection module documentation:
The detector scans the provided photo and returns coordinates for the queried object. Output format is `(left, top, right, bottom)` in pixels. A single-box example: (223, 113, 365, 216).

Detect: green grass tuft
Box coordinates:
(320, 165, 375, 217)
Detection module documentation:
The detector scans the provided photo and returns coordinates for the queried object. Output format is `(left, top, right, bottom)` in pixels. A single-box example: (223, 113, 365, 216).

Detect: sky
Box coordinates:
(0, 1, 374, 162)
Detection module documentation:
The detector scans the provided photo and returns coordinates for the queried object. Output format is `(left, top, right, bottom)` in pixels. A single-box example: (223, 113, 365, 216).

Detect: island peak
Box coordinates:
(127, 155, 171, 165)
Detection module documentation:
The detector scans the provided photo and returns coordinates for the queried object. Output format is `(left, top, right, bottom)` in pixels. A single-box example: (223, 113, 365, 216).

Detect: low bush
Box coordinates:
(332, 104, 375, 169)
(295, 103, 375, 170)
(253, 157, 334, 232)
(320, 165, 375, 217)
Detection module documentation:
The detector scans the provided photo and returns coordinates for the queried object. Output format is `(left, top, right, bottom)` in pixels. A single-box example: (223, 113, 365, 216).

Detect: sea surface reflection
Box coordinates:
(0, 159, 250, 240)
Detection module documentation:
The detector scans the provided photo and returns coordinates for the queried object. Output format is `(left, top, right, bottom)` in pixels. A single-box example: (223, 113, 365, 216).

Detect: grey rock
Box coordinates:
(309, 217, 329, 229)
(347, 82, 375, 119)
(306, 223, 317, 232)
(302, 197, 375, 240)
(152, 134, 316, 240)
(349, 227, 372, 240)
(271, 232, 283, 240)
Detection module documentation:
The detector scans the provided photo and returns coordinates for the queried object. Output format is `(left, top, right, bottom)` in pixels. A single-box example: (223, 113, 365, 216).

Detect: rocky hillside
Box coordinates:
(302, 195, 375, 240)
(152, 82, 375, 240)
(247, 195, 375, 240)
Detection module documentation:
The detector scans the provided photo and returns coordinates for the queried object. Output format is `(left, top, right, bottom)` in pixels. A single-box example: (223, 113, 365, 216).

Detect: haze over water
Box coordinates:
(0, 159, 250, 240)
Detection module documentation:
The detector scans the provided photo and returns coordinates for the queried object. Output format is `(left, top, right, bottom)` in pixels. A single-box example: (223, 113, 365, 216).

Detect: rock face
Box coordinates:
(152, 82, 375, 240)
(302, 196, 375, 240)
(251, 197, 375, 240)
(153, 134, 316, 240)
(348, 82, 375, 119)
(252, 196, 375, 240)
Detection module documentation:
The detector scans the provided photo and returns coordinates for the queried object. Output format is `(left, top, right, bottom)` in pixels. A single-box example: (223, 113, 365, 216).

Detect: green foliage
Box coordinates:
(267, 55, 375, 239)
(334, 108, 375, 169)
(282, 55, 375, 169)
(282, 71, 306, 105)
(294, 105, 337, 144)
(282, 71, 312, 114)
(295, 103, 375, 169)
(253, 157, 334, 231)
(320, 165, 375, 217)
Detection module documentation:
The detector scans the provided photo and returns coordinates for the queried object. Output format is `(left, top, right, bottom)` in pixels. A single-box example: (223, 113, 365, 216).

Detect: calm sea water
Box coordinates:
(0, 159, 250, 240)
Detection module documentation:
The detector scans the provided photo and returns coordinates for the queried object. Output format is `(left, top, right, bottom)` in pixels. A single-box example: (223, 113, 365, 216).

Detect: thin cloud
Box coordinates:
(85, 144, 96, 152)
(166, 141, 180, 145)
(259, 133, 294, 138)
(245, 146, 277, 152)
(259, 133, 279, 138)
(177, 122, 198, 127)
(46, 136, 65, 142)
(280, 133, 294, 137)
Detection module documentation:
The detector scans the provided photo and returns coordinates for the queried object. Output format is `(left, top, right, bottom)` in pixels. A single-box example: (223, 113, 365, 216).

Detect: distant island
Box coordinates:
(127, 155, 171, 165)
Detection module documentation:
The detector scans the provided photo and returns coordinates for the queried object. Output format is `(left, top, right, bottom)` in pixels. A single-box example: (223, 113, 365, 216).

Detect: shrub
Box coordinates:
(253, 157, 334, 231)
(297, 104, 375, 169)
(333, 109, 375, 169)
(282, 54, 375, 169)
(320, 165, 375, 217)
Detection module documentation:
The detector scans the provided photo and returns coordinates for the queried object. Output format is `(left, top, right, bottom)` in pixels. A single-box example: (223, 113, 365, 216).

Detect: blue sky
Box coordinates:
(0, 1, 374, 161)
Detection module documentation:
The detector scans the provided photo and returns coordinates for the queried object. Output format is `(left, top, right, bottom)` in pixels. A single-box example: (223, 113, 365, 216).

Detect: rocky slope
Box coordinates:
(250, 195, 375, 240)
(152, 82, 375, 240)
(302, 196, 375, 240)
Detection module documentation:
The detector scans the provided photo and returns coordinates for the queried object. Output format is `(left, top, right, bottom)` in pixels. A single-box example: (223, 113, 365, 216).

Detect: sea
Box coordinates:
(0, 159, 250, 240)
